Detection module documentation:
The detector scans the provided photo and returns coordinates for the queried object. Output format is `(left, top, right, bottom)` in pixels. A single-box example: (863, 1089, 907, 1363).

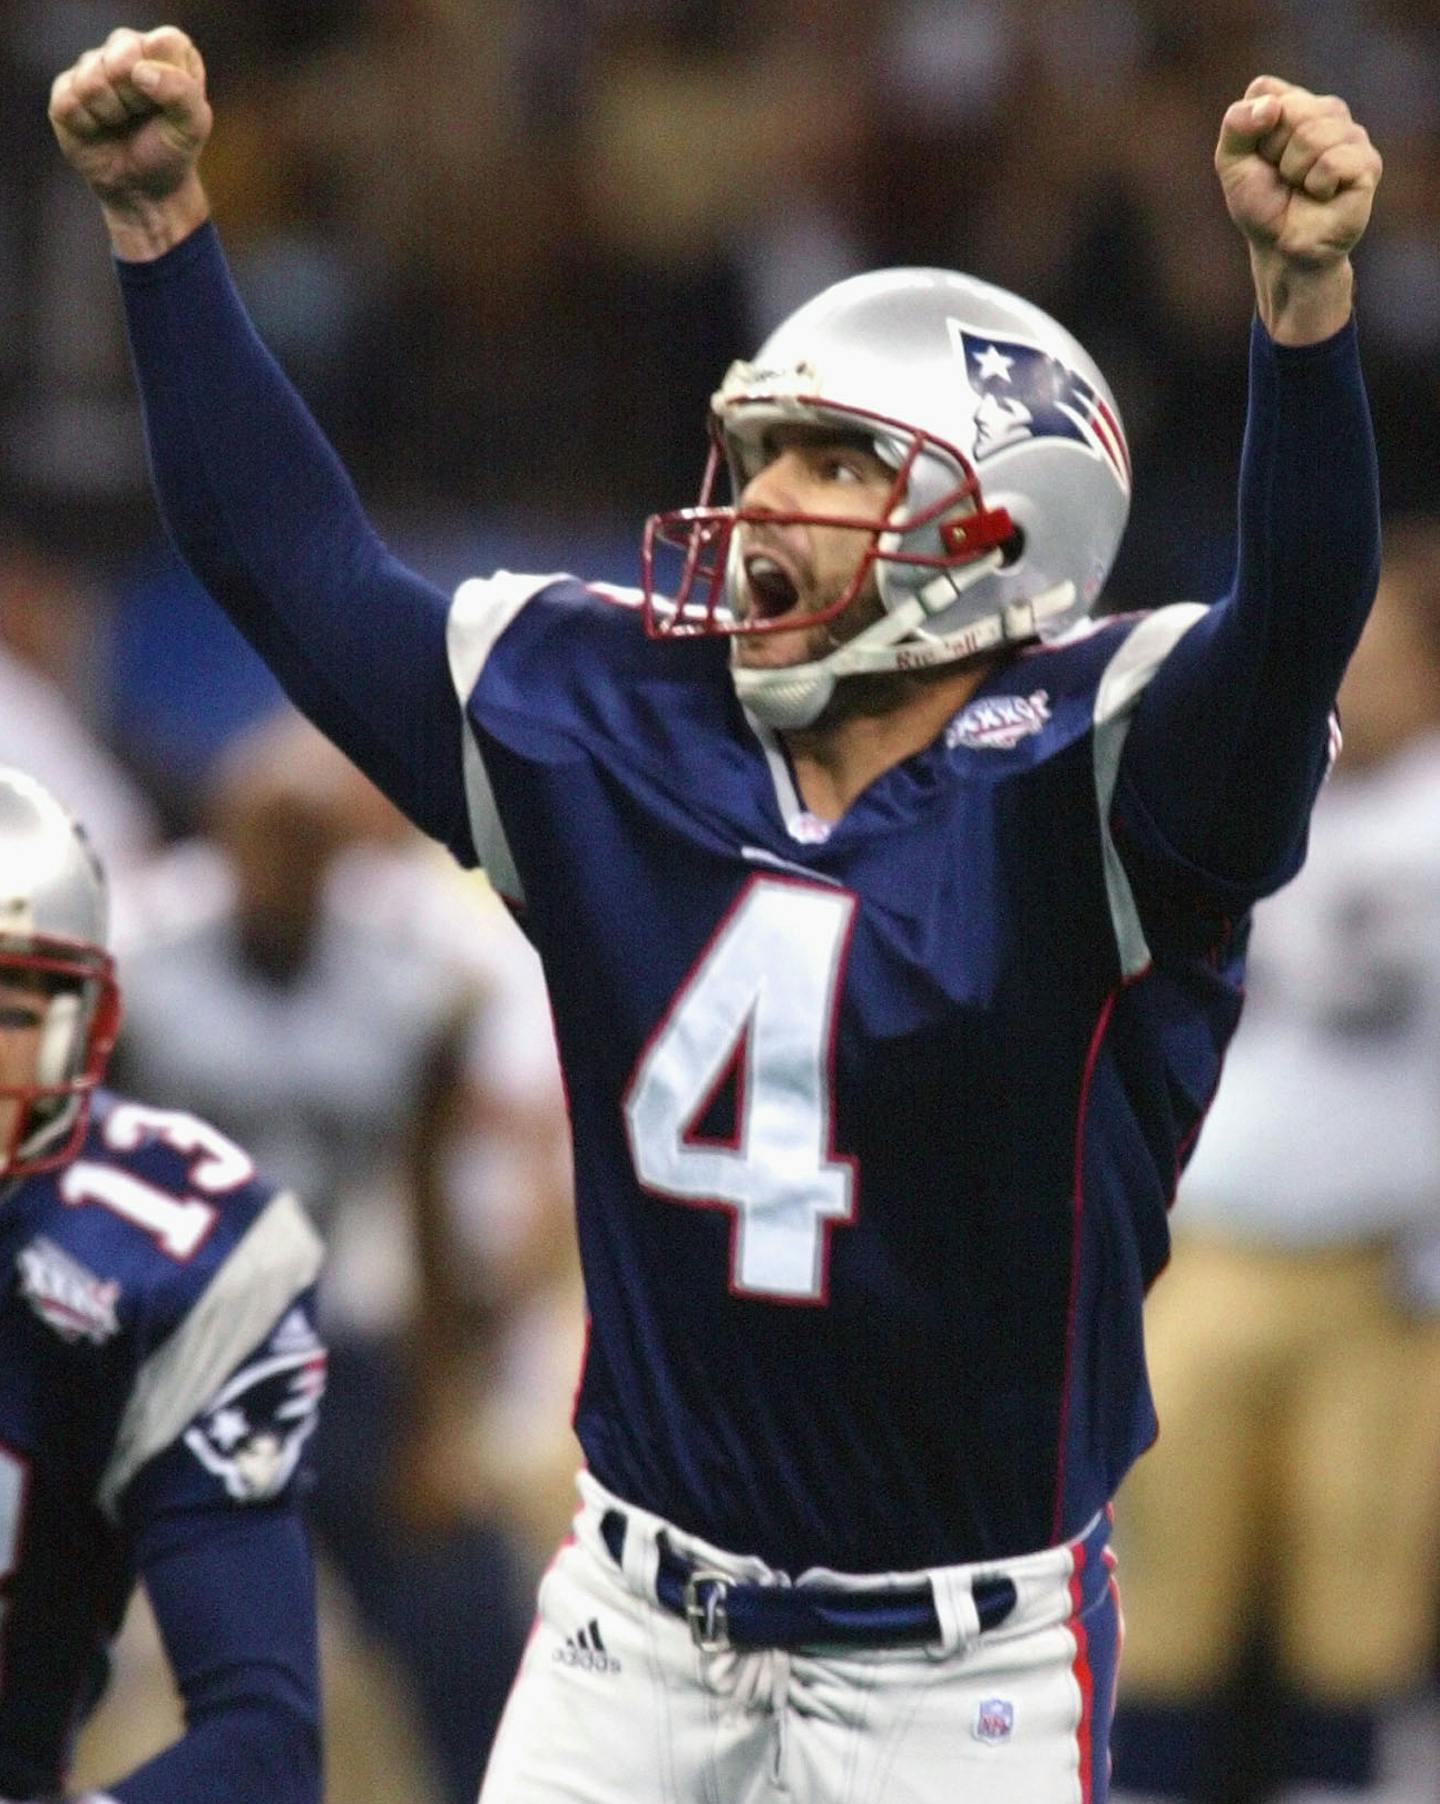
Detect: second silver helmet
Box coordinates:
(0, 768, 118, 1177)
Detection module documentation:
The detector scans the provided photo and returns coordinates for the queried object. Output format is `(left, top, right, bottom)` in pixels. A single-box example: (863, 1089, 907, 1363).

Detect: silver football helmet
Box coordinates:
(642, 267, 1132, 729)
(0, 769, 119, 1177)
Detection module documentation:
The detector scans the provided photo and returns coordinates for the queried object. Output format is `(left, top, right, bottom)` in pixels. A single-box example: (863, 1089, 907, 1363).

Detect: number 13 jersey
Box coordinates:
(0, 1095, 323, 1798)
(448, 573, 1244, 1574)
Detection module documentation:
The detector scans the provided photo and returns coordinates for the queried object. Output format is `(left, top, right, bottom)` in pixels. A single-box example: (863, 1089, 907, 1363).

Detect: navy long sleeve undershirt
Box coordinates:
(1119, 316, 1380, 901)
(116, 224, 1380, 899)
(118, 225, 472, 862)
(93, 1502, 321, 1804)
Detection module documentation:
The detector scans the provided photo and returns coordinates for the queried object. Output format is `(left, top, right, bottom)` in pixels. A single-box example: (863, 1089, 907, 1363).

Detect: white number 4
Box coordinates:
(624, 877, 857, 1302)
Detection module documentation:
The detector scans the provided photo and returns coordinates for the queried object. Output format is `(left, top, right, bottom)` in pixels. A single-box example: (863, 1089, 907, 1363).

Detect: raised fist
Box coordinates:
(50, 25, 211, 215)
(1216, 76, 1380, 270)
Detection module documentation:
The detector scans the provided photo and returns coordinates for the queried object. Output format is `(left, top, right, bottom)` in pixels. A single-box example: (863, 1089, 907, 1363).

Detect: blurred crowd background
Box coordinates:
(6, 0, 1440, 836)
(4, 3, 1440, 1803)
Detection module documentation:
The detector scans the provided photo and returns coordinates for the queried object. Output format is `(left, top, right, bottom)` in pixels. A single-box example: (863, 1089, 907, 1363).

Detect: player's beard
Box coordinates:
(740, 573, 997, 733)
(731, 571, 885, 671)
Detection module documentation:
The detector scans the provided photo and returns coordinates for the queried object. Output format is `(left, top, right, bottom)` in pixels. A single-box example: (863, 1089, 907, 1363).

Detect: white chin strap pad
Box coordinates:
(731, 577, 1075, 732)
(19, 991, 86, 1163)
(732, 660, 837, 731)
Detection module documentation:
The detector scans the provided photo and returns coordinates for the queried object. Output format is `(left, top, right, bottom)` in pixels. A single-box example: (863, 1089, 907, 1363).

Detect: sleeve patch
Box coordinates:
(17, 1236, 121, 1345)
(182, 1308, 327, 1504)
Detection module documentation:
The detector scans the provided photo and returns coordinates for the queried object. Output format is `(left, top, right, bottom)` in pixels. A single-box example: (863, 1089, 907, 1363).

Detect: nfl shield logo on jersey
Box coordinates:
(974, 1696, 1015, 1744)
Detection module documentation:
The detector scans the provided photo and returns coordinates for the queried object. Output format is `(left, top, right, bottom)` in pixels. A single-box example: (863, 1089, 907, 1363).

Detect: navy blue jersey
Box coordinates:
(447, 582, 1244, 1571)
(114, 224, 1381, 1582)
(0, 1091, 324, 1800)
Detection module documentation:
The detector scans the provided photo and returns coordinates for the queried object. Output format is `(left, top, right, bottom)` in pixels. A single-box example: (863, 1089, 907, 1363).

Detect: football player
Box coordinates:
(51, 29, 1381, 1804)
(0, 767, 325, 1804)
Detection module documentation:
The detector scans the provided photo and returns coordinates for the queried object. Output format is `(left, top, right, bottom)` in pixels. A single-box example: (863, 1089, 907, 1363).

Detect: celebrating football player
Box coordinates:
(51, 28, 1381, 1804)
(0, 767, 325, 1804)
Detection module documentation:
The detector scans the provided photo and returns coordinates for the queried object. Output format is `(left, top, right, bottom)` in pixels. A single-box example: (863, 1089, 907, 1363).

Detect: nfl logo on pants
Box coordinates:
(974, 1697, 1015, 1744)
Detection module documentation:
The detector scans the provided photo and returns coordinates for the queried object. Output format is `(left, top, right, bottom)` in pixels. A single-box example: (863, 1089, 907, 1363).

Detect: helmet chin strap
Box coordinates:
(17, 990, 86, 1164)
(732, 570, 1075, 732)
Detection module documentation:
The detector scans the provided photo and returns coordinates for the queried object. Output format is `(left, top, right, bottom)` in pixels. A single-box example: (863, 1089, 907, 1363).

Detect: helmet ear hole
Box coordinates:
(998, 525, 1026, 568)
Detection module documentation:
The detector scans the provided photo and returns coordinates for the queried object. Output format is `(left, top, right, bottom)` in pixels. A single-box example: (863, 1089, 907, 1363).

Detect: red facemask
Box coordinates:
(0, 939, 120, 1179)
(640, 402, 1014, 642)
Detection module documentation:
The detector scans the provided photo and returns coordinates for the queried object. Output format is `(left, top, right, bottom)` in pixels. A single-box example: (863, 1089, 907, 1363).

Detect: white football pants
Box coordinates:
(478, 1471, 1121, 1804)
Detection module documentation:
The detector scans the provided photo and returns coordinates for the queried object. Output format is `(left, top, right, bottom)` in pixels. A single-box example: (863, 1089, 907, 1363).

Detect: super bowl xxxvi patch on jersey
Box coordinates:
(17, 1236, 121, 1344)
(946, 690, 1051, 751)
(184, 1309, 326, 1502)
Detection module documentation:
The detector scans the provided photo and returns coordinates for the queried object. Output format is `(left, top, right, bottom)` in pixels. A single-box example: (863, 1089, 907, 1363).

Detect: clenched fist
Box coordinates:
(1216, 77, 1382, 344)
(50, 25, 213, 259)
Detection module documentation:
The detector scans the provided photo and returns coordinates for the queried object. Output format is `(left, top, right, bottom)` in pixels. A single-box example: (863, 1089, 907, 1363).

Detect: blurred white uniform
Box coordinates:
(111, 836, 575, 1804)
(116, 842, 473, 1326)
(1182, 734, 1440, 1257)
(1117, 732, 1440, 1730)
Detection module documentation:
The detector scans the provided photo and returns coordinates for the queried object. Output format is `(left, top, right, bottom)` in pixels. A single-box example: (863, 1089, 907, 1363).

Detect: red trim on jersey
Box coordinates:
(1052, 985, 1120, 1544)
(583, 583, 645, 610)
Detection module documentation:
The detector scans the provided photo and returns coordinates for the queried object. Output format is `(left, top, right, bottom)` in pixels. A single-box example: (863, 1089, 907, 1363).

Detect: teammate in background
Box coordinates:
(1112, 525, 1440, 1804)
(109, 712, 555, 1804)
(0, 767, 325, 1804)
(51, 28, 1382, 1804)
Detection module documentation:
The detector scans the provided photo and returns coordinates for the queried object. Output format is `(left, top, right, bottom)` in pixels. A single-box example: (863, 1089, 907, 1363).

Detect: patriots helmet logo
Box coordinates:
(184, 1319, 327, 1504)
(949, 322, 1131, 496)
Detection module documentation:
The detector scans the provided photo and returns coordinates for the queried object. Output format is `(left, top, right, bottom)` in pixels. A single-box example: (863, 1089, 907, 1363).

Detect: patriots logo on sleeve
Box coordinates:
(183, 1309, 327, 1503)
(949, 322, 1131, 494)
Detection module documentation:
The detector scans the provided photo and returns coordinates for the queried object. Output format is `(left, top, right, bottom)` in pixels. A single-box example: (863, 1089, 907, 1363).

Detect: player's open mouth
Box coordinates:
(743, 553, 803, 622)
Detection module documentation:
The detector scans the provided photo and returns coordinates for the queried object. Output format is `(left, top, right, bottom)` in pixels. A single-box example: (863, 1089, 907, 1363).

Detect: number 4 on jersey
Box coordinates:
(624, 877, 857, 1302)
